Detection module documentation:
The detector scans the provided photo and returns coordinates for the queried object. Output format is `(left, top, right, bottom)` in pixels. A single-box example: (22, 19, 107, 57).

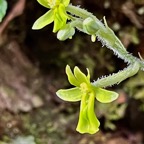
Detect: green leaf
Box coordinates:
(37, 0, 50, 8)
(74, 66, 90, 85)
(56, 87, 82, 102)
(61, 0, 70, 7)
(32, 10, 54, 30)
(0, 0, 7, 22)
(66, 65, 80, 87)
(97, 26, 116, 47)
(94, 87, 119, 103)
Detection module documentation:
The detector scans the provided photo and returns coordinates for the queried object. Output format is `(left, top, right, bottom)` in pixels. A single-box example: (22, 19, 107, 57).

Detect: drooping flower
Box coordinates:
(32, 0, 70, 32)
(56, 65, 118, 134)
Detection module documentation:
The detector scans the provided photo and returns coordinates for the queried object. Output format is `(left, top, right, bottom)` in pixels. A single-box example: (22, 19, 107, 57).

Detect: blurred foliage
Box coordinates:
(12, 136, 36, 144)
(96, 98, 127, 130)
(0, 0, 7, 22)
(57, 34, 115, 78)
(125, 71, 144, 109)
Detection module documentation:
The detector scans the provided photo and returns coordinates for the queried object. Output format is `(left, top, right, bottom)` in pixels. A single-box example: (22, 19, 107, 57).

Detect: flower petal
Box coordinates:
(74, 66, 90, 85)
(37, 0, 50, 8)
(32, 10, 54, 30)
(76, 93, 100, 134)
(86, 68, 90, 81)
(53, 11, 64, 32)
(58, 4, 68, 20)
(94, 87, 119, 103)
(53, 4, 68, 32)
(66, 65, 80, 87)
(56, 87, 82, 102)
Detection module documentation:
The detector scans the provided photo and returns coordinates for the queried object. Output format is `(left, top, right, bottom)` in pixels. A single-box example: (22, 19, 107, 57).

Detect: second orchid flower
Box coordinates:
(56, 65, 118, 134)
(32, 0, 70, 32)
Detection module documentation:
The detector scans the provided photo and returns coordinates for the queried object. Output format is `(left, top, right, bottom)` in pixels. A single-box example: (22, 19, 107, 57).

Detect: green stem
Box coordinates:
(67, 5, 96, 19)
(69, 17, 83, 29)
(92, 62, 140, 87)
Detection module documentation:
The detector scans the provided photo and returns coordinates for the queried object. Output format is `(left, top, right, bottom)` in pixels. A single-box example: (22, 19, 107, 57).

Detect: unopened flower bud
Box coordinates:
(91, 35, 96, 42)
(83, 17, 100, 35)
(57, 25, 75, 41)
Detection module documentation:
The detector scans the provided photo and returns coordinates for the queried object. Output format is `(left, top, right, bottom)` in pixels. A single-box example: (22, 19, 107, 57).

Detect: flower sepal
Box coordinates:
(56, 87, 81, 102)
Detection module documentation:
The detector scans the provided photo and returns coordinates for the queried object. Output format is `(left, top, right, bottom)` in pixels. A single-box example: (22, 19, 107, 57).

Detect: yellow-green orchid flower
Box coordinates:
(32, 0, 70, 32)
(56, 65, 119, 134)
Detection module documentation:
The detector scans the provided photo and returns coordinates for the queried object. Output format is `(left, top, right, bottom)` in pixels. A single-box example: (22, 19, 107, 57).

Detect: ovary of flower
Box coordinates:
(48, 0, 60, 8)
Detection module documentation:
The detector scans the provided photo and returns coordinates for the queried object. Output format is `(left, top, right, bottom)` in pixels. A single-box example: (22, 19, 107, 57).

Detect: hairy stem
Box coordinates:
(92, 62, 140, 87)
(67, 5, 144, 70)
